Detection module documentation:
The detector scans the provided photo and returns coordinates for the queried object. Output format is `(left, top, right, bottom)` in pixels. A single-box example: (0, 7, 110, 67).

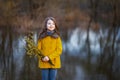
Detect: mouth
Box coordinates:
(50, 27, 54, 29)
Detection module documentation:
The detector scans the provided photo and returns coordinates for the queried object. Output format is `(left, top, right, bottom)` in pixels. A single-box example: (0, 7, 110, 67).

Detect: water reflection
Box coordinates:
(66, 28, 101, 56)
(0, 27, 120, 80)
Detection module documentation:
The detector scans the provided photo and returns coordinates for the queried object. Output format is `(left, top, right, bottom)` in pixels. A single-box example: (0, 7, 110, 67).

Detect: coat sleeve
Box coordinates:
(37, 39, 41, 50)
(48, 37, 62, 60)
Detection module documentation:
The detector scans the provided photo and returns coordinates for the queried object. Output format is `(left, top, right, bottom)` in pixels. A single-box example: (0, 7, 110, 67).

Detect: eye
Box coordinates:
(47, 22, 51, 25)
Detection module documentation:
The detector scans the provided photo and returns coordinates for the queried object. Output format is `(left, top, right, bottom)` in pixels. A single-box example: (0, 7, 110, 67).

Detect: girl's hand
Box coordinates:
(42, 56, 49, 62)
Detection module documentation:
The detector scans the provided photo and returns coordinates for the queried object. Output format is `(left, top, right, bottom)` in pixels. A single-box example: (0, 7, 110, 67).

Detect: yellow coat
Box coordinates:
(37, 36, 62, 68)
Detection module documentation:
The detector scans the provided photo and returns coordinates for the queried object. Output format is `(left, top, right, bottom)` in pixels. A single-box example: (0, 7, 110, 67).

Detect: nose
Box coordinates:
(50, 24, 53, 26)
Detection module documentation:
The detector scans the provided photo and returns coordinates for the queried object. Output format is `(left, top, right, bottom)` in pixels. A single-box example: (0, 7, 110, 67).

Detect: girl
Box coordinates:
(37, 17, 62, 80)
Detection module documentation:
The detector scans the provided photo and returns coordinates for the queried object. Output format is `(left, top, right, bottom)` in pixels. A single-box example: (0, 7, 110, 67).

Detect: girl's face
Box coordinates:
(46, 19, 55, 31)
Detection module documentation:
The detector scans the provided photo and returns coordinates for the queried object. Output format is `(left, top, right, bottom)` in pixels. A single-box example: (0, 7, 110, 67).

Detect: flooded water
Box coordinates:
(0, 27, 120, 80)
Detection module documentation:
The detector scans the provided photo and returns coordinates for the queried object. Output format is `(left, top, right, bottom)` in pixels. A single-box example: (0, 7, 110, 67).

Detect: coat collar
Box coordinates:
(39, 31, 59, 39)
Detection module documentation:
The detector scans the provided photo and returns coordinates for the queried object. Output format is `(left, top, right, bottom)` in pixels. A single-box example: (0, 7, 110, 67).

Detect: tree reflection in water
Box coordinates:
(0, 27, 120, 80)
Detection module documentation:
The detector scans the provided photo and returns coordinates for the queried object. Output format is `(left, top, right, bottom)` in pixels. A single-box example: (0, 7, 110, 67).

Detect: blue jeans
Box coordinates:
(41, 69, 57, 80)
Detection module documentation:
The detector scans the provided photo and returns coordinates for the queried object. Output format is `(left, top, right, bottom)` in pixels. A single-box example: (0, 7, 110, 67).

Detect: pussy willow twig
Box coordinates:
(25, 32, 54, 66)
